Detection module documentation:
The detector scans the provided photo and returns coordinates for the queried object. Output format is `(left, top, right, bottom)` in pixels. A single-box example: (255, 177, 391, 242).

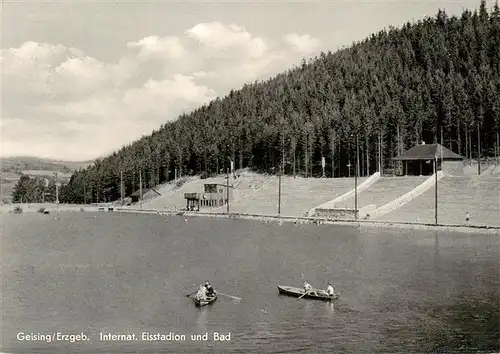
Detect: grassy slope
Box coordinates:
(5, 166, 498, 227)
(134, 168, 500, 225)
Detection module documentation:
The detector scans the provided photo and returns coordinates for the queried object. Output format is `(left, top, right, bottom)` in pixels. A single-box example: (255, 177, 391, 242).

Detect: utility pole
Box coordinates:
(282, 136, 285, 173)
(42, 178, 48, 203)
(440, 127, 444, 162)
(378, 131, 382, 174)
(120, 170, 124, 206)
(226, 167, 230, 214)
(356, 133, 360, 178)
(477, 124, 481, 176)
(355, 134, 359, 221)
(54, 172, 60, 215)
(434, 157, 438, 225)
(139, 170, 143, 210)
(278, 165, 282, 216)
(497, 131, 500, 165)
(54, 172, 59, 204)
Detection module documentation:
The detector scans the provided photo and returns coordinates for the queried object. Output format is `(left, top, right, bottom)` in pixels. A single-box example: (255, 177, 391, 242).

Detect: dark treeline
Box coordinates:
(12, 174, 60, 203)
(60, 1, 499, 204)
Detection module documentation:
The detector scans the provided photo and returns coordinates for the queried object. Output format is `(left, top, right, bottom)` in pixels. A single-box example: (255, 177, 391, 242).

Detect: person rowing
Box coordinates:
(303, 281, 312, 292)
(303, 281, 317, 296)
(326, 282, 336, 297)
(204, 281, 215, 297)
(195, 285, 207, 301)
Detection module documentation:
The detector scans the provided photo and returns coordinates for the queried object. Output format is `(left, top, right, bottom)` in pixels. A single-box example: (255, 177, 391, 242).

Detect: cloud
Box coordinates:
(54, 57, 111, 95)
(2, 23, 321, 160)
(1, 41, 135, 102)
(192, 71, 208, 78)
(9, 75, 215, 160)
(1, 115, 142, 160)
(284, 33, 322, 53)
(210, 51, 291, 85)
(37, 74, 216, 129)
(127, 35, 186, 60)
(186, 22, 267, 58)
(4, 41, 83, 68)
(124, 74, 215, 108)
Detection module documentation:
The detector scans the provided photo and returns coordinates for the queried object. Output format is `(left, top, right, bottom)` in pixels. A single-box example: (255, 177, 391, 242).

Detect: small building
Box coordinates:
(184, 183, 234, 211)
(130, 188, 161, 203)
(393, 142, 464, 176)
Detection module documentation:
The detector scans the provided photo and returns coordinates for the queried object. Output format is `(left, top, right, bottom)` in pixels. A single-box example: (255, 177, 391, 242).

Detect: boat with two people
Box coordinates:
(187, 281, 218, 307)
(277, 281, 340, 301)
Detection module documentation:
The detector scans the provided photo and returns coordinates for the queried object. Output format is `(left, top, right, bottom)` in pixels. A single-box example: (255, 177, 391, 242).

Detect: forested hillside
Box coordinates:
(56, 1, 500, 204)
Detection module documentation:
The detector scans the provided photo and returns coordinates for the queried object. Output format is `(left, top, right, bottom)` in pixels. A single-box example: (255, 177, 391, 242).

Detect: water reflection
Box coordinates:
(303, 301, 313, 318)
(434, 231, 440, 257)
(325, 302, 337, 315)
(195, 306, 208, 333)
(255, 321, 273, 338)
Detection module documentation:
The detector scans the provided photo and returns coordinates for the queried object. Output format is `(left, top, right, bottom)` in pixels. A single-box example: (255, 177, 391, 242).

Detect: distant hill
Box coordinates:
(1, 156, 93, 172)
(62, 0, 499, 204)
(1, 156, 93, 202)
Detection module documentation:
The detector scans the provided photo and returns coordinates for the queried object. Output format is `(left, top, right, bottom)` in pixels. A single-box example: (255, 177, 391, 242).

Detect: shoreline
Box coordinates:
(114, 208, 500, 235)
(3, 203, 499, 235)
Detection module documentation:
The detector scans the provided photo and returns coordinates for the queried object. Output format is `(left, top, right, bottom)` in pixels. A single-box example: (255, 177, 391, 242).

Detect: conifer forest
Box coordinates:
(14, 0, 500, 203)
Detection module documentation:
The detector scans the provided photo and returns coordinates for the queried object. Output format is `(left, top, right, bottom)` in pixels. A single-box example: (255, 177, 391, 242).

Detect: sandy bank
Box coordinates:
(114, 208, 500, 235)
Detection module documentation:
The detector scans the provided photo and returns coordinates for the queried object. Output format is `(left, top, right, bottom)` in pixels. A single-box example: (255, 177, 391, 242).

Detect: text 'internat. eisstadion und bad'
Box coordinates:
(15, 331, 232, 343)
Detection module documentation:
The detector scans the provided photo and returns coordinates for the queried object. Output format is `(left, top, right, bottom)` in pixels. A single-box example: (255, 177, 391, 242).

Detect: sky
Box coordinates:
(1, 0, 494, 161)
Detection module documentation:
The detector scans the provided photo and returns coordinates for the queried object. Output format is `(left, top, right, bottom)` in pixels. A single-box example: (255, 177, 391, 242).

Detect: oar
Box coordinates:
(297, 291, 312, 300)
(185, 291, 198, 297)
(298, 289, 338, 300)
(217, 292, 242, 300)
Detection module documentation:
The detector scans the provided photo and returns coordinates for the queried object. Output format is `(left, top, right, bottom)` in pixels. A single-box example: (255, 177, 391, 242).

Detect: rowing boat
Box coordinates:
(193, 292, 218, 307)
(277, 285, 340, 301)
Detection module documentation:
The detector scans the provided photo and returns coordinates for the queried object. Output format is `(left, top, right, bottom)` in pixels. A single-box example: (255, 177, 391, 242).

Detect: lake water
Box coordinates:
(1, 212, 499, 353)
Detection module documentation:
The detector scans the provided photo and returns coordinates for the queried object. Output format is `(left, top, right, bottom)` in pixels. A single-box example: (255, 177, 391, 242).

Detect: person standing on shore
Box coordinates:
(465, 212, 470, 226)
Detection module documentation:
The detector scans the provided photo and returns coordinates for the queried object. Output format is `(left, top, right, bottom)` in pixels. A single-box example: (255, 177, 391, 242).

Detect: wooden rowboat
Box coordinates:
(193, 292, 218, 307)
(277, 285, 340, 301)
